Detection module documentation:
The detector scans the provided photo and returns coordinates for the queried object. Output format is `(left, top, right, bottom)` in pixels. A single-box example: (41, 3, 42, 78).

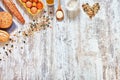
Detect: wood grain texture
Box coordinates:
(0, 0, 120, 80)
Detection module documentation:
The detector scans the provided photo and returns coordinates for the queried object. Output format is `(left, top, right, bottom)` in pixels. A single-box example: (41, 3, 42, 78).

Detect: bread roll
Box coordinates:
(0, 30, 10, 42)
(0, 12, 12, 28)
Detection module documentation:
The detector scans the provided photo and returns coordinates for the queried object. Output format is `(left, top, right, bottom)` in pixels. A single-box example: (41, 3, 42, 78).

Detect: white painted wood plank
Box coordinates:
(0, 0, 120, 80)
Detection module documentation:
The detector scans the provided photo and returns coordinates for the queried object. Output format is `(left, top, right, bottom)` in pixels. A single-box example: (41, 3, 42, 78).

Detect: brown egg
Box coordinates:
(26, 1, 32, 8)
(21, 0, 27, 3)
(29, 0, 33, 2)
(33, 0, 38, 3)
(36, 2, 43, 9)
(30, 7, 38, 14)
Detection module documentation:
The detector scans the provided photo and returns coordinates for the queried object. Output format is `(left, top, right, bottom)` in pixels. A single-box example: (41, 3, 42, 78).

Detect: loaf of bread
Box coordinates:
(0, 30, 10, 42)
(0, 12, 12, 28)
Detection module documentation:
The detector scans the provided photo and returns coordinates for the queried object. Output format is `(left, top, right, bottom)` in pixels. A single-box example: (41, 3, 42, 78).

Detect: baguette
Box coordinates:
(3, 0, 25, 24)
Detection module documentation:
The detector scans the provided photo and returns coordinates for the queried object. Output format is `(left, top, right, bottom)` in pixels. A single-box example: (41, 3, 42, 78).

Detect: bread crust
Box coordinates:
(0, 12, 12, 28)
(0, 30, 10, 42)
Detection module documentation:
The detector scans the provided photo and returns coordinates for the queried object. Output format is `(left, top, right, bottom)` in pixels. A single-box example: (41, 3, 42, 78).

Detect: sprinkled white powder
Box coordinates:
(56, 11, 63, 18)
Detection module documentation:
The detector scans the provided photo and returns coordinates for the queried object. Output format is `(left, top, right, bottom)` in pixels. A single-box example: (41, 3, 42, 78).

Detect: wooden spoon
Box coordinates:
(56, 0, 64, 21)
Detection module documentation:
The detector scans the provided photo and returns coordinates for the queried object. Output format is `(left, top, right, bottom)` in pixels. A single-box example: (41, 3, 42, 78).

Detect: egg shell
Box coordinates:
(21, 0, 27, 3)
(36, 2, 43, 9)
(29, 0, 33, 2)
(26, 1, 32, 8)
(30, 7, 38, 14)
(33, 0, 38, 3)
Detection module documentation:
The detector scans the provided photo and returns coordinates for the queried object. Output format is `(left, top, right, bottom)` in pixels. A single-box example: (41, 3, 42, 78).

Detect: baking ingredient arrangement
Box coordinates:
(0, 0, 101, 43)
(0, 0, 100, 61)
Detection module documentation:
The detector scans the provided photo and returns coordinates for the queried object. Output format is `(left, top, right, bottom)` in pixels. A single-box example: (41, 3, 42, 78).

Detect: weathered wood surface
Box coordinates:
(0, 0, 120, 80)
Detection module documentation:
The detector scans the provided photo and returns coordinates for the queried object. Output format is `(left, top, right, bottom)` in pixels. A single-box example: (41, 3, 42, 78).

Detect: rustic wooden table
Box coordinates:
(0, 0, 120, 80)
